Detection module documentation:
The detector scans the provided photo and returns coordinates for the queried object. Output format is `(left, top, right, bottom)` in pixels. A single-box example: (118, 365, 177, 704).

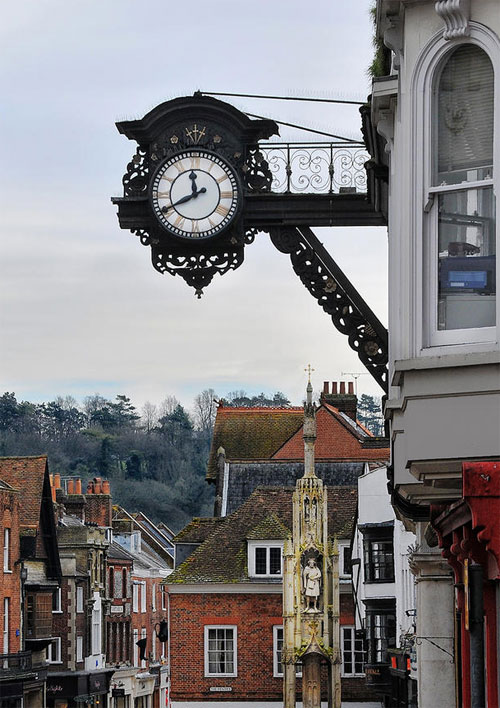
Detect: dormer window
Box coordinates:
(248, 541, 283, 577)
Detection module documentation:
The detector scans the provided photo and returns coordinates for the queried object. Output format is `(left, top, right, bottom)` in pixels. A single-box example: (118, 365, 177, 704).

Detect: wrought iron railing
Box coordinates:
(251, 142, 369, 195)
(0, 651, 32, 673)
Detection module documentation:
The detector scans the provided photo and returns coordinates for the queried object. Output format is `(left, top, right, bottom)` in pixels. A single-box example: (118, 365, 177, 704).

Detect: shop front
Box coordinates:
(47, 669, 113, 708)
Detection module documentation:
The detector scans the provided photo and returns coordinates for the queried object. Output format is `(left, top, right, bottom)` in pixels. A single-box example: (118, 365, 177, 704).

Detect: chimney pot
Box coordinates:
(93, 479, 102, 494)
(340, 382, 346, 394)
(51, 486, 56, 502)
(67, 479, 74, 495)
(86, 482, 93, 494)
(332, 382, 338, 394)
(102, 480, 111, 495)
(75, 479, 82, 495)
(348, 382, 354, 395)
(323, 381, 329, 394)
(54, 474, 61, 490)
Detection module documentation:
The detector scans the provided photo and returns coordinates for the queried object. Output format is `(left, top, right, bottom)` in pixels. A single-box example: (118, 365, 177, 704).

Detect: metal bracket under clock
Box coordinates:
(131, 226, 258, 298)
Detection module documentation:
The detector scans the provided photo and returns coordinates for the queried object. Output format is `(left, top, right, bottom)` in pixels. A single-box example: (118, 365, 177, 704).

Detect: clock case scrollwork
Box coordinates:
(112, 94, 278, 297)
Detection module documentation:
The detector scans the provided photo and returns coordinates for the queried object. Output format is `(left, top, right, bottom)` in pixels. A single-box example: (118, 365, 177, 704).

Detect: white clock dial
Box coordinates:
(151, 150, 240, 239)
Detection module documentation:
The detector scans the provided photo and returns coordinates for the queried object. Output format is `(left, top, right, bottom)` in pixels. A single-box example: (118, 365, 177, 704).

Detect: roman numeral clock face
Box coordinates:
(150, 150, 241, 239)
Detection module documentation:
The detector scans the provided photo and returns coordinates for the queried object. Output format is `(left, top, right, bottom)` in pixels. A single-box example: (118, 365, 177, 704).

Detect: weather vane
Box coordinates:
(304, 364, 315, 383)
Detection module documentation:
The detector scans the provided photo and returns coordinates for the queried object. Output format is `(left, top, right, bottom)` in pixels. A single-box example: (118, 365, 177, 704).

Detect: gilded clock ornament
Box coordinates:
(150, 150, 241, 240)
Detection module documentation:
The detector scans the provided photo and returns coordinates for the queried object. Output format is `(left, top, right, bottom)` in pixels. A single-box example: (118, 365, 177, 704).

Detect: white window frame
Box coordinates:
(132, 583, 139, 613)
(133, 628, 139, 667)
(76, 635, 83, 663)
(52, 587, 62, 613)
(76, 585, 84, 613)
(140, 582, 146, 613)
(152, 583, 156, 612)
(204, 625, 237, 677)
(91, 599, 101, 656)
(141, 628, 147, 668)
(3, 528, 10, 572)
(3, 597, 9, 653)
(47, 637, 62, 664)
(273, 626, 301, 678)
(338, 542, 352, 578)
(247, 541, 283, 578)
(412, 24, 500, 354)
(161, 586, 167, 611)
(341, 626, 365, 677)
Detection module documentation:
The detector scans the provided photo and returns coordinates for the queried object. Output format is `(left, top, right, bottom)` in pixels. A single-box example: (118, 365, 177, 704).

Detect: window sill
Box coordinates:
(3, 569, 12, 574)
(364, 578, 395, 584)
(204, 674, 237, 679)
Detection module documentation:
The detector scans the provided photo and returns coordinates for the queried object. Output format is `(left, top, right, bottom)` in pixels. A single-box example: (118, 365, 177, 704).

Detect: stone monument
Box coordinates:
(282, 376, 341, 708)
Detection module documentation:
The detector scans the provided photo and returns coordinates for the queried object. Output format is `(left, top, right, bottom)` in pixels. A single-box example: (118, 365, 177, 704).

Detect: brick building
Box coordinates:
(208, 382, 389, 517)
(166, 485, 375, 706)
(0, 456, 61, 708)
(46, 476, 113, 708)
(110, 506, 172, 708)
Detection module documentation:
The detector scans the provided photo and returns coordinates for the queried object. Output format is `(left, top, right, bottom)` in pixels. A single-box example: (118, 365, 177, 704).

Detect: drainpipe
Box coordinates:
(469, 563, 485, 708)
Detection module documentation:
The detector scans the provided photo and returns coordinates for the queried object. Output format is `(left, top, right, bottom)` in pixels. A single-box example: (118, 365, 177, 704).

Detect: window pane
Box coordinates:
(438, 188, 496, 330)
(269, 548, 281, 575)
(207, 628, 235, 674)
(437, 45, 493, 184)
(255, 548, 267, 574)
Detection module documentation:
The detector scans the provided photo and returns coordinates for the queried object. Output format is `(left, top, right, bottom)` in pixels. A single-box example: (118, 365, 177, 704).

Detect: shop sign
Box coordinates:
(111, 606, 124, 614)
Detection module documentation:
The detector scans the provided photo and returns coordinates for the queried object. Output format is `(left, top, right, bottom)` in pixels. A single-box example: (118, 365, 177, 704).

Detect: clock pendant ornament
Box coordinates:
(112, 93, 277, 296)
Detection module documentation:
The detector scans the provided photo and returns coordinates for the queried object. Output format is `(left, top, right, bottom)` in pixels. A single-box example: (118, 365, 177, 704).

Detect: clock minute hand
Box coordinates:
(162, 193, 194, 214)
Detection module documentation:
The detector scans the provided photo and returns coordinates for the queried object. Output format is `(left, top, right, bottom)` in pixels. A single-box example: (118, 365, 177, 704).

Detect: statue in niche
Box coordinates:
(302, 558, 322, 612)
(310, 497, 317, 525)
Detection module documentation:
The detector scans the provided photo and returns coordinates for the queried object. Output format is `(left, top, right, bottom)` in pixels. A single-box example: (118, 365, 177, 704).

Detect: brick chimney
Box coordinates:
(320, 380, 357, 421)
(84, 477, 112, 528)
(64, 478, 86, 521)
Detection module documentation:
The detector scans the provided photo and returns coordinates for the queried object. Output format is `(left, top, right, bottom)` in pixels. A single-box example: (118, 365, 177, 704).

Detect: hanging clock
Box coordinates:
(150, 149, 241, 240)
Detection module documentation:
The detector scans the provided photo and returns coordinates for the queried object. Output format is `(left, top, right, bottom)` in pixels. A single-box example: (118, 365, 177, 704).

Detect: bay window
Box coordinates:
(427, 43, 496, 345)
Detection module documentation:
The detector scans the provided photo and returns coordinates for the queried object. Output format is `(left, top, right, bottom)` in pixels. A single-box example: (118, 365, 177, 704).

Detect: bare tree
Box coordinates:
(193, 389, 217, 433)
(142, 401, 158, 434)
(159, 395, 181, 418)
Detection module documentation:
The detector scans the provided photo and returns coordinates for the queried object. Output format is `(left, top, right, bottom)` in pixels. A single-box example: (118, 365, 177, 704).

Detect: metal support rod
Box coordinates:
(469, 563, 485, 708)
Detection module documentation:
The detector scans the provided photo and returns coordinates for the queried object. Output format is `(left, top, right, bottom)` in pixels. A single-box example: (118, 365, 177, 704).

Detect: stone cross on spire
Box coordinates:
(303, 373, 316, 479)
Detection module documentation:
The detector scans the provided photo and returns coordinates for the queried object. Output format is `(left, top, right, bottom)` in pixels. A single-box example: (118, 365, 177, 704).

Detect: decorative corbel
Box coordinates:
(435, 0, 470, 40)
(376, 107, 395, 154)
(384, 15, 404, 71)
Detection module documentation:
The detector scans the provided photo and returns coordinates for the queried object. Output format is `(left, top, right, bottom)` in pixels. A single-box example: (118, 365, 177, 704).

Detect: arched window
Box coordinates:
(427, 43, 496, 343)
(109, 567, 114, 598)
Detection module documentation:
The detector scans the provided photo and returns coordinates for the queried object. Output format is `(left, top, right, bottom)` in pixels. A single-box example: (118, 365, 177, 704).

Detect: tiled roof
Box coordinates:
(173, 517, 225, 544)
(0, 456, 48, 527)
(273, 405, 389, 462)
(206, 406, 304, 481)
(168, 485, 357, 584)
(108, 541, 134, 562)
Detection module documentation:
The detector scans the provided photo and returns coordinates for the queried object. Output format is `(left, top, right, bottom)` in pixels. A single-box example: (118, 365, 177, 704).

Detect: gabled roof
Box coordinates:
(173, 517, 225, 544)
(168, 485, 357, 584)
(273, 404, 389, 462)
(0, 455, 49, 527)
(0, 455, 61, 580)
(207, 406, 304, 481)
(207, 404, 389, 483)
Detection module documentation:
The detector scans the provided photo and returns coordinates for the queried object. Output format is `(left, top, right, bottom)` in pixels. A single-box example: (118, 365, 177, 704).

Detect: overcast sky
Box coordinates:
(1, 1, 387, 412)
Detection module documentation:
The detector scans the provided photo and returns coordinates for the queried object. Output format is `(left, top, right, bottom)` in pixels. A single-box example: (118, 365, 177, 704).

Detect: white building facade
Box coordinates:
(351, 465, 416, 706)
(370, 1, 500, 706)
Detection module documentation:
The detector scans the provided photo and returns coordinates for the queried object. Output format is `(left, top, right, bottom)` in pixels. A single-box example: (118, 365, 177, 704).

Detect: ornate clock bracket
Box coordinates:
(269, 225, 388, 394)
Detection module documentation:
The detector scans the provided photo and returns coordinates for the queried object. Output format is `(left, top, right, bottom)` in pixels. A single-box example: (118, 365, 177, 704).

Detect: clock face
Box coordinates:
(150, 150, 241, 239)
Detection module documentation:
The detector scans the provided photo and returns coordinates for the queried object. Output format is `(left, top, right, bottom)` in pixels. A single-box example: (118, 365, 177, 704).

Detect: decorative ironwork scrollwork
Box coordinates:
(150, 244, 244, 298)
(269, 225, 388, 392)
(123, 146, 149, 196)
(243, 147, 273, 192)
(255, 143, 368, 195)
